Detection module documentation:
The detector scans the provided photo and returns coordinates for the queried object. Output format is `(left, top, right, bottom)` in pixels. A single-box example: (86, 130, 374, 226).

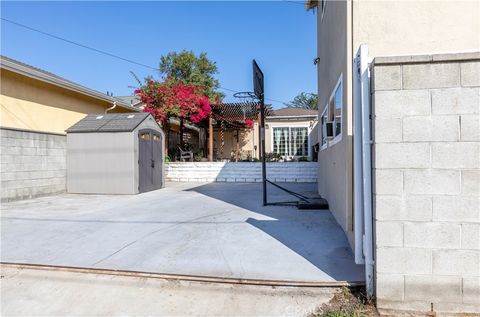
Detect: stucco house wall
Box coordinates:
(315, 0, 480, 253)
(0, 69, 131, 135)
(371, 52, 479, 316)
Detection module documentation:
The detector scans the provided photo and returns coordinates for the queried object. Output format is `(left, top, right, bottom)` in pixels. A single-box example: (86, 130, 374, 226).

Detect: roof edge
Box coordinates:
(0, 56, 139, 112)
(267, 114, 318, 119)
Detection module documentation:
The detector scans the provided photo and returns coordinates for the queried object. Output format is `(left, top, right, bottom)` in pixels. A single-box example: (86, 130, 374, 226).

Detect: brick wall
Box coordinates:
(371, 53, 479, 315)
(1, 128, 66, 202)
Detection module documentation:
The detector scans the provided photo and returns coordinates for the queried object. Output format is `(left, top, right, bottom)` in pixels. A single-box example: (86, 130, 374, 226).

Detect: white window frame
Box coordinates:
(320, 106, 328, 151)
(329, 75, 343, 146)
(270, 125, 311, 159)
(320, 74, 343, 151)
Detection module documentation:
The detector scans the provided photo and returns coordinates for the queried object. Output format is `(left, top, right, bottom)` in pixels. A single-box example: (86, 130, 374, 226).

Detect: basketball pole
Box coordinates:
(260, 92, 267, 206)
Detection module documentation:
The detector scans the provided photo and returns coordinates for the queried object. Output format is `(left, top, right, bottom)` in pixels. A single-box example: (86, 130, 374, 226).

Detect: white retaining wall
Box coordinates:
(371, 52, 480, 316)
(166, 162, 317, 183)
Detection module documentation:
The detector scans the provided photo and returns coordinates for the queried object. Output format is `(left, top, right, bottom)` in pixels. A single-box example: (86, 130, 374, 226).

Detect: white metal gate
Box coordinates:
(353, 44, 374, 297)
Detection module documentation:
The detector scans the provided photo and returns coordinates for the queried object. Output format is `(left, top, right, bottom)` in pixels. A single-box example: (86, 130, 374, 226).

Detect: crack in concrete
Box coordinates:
(92, 209, 235, 266)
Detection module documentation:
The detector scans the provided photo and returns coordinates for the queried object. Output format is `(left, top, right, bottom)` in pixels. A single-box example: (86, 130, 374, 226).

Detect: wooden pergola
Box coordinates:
(208, 102, 272, 161)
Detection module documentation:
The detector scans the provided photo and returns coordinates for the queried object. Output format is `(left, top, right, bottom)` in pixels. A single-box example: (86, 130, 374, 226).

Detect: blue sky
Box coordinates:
(1, 1, 317, 107)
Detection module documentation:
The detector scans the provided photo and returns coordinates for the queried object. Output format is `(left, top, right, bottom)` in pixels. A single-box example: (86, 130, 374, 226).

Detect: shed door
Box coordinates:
(139, 129, 163, 193)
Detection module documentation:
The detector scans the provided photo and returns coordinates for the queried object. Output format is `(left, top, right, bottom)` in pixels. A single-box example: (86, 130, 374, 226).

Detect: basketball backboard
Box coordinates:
(253, 59, 264, 100)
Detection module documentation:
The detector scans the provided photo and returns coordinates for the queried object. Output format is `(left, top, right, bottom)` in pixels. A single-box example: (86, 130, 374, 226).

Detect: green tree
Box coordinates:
(285, 92, 318, 110)
(159, 50, 224, 101)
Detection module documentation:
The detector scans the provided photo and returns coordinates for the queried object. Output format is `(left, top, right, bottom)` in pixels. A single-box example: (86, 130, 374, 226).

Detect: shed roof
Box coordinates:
(66, 113, 152, 133)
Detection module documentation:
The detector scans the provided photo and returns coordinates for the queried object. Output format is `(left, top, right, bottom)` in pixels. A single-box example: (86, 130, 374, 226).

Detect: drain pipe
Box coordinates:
(359, 44, 374, 298)
(105, 101, 117, 114)
(353, 52, 365, 266)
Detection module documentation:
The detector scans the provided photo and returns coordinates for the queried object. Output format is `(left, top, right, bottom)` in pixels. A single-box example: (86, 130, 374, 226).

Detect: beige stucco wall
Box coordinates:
(213, 128, 255, 160)
(316, 0, 480, 250)
(316, 0, 355, 246)
(0, 69, 131, 135)
(353, 0, 480, 58)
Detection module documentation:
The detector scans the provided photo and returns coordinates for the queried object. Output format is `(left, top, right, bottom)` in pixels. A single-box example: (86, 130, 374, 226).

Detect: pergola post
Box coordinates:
(208, 114, 213, 162)
(236, 129, 240, 162)
(257, 109, 262, 160)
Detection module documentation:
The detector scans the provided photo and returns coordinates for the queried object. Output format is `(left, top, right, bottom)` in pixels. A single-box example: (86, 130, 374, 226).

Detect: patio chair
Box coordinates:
(178, 146, 193, 162)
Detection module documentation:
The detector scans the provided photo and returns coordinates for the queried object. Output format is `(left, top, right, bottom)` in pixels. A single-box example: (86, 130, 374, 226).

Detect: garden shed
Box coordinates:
(66, 113, 164, 194)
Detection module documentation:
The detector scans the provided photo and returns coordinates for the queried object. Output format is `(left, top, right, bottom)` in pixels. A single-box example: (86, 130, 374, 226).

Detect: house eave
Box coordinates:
(267, 114, 318, 120)
(0, 57, 139, 112)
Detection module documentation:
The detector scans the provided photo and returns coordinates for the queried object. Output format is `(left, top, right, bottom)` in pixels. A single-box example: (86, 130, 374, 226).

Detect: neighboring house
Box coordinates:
(266, 108, 318, 160)
(214, 107, 318, 161)
(115, 95, 143, 108)
(307, 0, 479, 315)
(0, 56, 138, 201)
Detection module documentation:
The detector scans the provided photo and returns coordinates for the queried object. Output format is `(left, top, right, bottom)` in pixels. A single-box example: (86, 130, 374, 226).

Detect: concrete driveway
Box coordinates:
(1, 182, 364, 283)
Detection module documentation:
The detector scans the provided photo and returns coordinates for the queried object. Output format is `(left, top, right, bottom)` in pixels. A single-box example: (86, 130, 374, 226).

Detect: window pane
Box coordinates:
(273, 127, 289, 156)
(321, 109, 328, 146)
(328, 98, 335, 122)
(334, 81, 342, 136)
(290, 127, 308, 156)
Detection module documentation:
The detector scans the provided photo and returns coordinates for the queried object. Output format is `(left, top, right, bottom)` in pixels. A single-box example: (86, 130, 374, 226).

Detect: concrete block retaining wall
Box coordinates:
(1, 128, 66, 202)
(371, 53, 480, 315)
(166, 162, 318, 183)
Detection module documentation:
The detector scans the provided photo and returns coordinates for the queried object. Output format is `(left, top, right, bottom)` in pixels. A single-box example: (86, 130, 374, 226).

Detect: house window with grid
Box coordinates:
(320, 74, 343, 151)
(273, 127, 308, 157)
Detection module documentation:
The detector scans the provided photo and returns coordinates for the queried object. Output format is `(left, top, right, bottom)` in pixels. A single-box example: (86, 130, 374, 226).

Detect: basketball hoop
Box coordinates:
(233, 91, 258, 103)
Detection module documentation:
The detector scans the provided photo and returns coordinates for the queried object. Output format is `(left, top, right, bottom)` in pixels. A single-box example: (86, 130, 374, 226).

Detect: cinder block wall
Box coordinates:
(1, 128, 66, 202)
(166, 162, 318, 183)
(371, 52, 479, 315)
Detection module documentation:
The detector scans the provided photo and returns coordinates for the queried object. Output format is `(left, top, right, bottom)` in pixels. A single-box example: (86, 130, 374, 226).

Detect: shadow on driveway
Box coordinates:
(187, 182, 364, 283)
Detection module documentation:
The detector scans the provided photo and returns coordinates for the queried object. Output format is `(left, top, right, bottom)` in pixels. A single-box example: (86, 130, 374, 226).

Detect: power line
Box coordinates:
(0, 18, 158, 71)
(1, 17, 289, 104)
(282, 1, 306, 6)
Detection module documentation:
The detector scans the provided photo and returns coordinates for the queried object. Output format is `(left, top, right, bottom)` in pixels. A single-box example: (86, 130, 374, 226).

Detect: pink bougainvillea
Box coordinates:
(244, 119, 254, 129)
(134, 79, 213, 124)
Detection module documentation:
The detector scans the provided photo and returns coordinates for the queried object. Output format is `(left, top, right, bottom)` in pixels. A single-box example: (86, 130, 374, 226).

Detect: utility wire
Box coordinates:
(1, 17, 288, 104)
(281, 1, 306, 6)
(0, 18, 158, 71)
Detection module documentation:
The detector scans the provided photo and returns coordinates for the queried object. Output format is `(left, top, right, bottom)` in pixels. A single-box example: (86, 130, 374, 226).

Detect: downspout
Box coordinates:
(359, 44, 374, 298)
(353, 55, 365, 266)
(105, 101, 117, 114)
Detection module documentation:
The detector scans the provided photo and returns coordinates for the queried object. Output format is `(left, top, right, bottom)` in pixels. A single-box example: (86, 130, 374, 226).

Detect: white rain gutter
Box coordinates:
(353, 44, 374, 298)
